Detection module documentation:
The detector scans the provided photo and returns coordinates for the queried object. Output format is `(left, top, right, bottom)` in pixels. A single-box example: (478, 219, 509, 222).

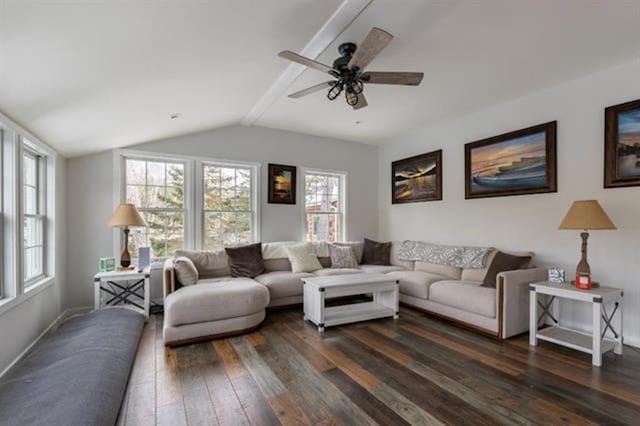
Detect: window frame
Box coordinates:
(115, 150, 261, 260)
(116, 151, 192, 260)
(196, 160, 260, 251)
(22, 147, 47, 287)
(302, 167, 348, 242)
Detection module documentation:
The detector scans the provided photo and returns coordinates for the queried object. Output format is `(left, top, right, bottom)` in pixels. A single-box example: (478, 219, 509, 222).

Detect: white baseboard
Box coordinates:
(0, 305, 92, 379)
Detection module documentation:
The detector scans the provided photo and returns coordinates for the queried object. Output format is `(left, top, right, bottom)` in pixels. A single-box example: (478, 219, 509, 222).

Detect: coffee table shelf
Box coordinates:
(323, 302, 396, 327)
(536, 326, 616, 355)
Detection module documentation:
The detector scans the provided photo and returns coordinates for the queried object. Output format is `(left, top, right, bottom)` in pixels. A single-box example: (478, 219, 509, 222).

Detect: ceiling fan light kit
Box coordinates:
(278, 27, 424, 110)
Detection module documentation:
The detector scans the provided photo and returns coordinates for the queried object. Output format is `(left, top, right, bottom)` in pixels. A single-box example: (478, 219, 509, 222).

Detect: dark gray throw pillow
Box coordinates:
(482, 251, 531, 288)
(225, 243, 265, 278)
(361, 238, 391, 266)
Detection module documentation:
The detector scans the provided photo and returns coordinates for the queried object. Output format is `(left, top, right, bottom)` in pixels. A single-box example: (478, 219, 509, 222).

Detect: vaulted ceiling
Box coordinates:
(1, 0, 639, 157)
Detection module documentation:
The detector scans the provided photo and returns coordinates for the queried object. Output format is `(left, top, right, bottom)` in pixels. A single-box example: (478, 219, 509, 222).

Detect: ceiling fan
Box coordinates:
(278, 27, 423, 110)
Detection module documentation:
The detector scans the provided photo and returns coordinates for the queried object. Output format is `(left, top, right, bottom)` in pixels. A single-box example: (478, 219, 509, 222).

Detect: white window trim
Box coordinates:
(301, 167, 348, 242)
(114, 149, 261, 259)
(195, 159, 261, 250)
(0, 112, 57, 317)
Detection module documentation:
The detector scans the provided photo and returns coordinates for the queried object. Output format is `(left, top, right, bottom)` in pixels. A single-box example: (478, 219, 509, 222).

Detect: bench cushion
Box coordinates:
(0, 308, 144, 426)
(164, 279, 269, 327)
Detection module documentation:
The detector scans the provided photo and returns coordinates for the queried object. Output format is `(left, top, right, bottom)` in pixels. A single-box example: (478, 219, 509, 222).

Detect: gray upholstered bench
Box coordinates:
(0, 307, 144, 426)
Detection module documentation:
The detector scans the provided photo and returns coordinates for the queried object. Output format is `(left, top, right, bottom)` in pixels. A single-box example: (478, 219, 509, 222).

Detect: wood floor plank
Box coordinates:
(230, 336, 311, 426)
(212, 340, 281, 426)
(125, 315, 156, 426)
(175, 344, 219, 426)
(258, 326, 379, 426)
(203, 343, 251, 426)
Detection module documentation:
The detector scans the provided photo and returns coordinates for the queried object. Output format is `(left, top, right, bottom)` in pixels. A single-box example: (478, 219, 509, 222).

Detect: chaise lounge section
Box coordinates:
(162, 241, 545, 345)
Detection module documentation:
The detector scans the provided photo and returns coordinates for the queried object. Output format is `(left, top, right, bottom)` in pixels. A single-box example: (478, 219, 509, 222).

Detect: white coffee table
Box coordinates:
(529, 281, 623, 367)
(302, 273, 399, 333)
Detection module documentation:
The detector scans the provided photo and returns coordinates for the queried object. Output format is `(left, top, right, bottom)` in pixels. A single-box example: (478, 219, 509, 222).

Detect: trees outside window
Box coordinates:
(304, 172, 345, 242)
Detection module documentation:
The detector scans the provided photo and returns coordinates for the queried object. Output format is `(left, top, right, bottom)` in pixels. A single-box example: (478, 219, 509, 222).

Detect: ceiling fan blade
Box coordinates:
(348, 27, 393, 71)
(362, 71, 424, 86)
(278, 50, 336, 75)
(352, 93, 368, 110)
(288, 81, 335, 99)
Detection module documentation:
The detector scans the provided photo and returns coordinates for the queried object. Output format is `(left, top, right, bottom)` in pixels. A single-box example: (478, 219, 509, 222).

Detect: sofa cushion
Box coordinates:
(225, 243, 265, 278)
(175, 249, 230, 278)
(314, 268, 361, 276)
(359, 264, 406, 274)
(461, 249, 533, 282)
(362, 238, 392, 265)
(165, 279, 269, 326)
(286, 242, 323, 273)
(429, 280, 496, 318)
(390, 242, 414, 270)
(414, 261, 462, 280)
(263, 257, 291, 272)
(482, 251, 532, 288)
(174, 256, 199, 285)
(255, 271, 312, 299)
(387, 270, 448, 299)
(333, 241, 364, 263)
(329, 244, 359, 269)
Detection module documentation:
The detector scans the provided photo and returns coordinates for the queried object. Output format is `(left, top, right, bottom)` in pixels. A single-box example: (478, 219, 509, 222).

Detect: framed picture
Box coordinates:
(391, 149, 442, 204)
(465, 121, 557, 199)
(604, 98, 640, 188)
(268, 163, 296, 204)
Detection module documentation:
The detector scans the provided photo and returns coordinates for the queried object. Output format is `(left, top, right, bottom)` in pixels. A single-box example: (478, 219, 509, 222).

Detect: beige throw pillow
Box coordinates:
(174, 256, 199, 286)
(329, 244, 359, 269)
(285, 243, 322, 273)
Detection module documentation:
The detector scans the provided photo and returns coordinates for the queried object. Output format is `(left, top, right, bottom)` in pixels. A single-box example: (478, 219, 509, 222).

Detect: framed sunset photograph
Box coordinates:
(604, 99, 640, 188)
(392, 149, 442, 204)
(465, 122, 557, 199)
(268, 163, 296, 204)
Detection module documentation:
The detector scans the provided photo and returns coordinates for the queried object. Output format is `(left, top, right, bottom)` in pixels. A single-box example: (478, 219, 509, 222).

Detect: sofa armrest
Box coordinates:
(497, 267, 547, 339)
(163, 258, 177, 299)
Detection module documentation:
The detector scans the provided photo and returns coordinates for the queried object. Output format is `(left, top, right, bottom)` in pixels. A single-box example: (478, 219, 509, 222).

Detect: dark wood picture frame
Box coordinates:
(464, 121, 557, 199)
(604, 98, 640, 188)
(391, 149, 442, 204)
(268, 163, 296, 204)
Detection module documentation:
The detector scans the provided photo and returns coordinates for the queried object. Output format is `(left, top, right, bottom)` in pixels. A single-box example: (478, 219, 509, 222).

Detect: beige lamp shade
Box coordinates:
(107, 203, 146, 228)
(558, 200, 616, 230)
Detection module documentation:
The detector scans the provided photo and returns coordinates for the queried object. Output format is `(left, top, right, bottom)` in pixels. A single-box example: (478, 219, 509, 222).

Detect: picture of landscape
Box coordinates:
(392, 150, 442, 203)
(465, 122, 557, 199)
(615, 108, 640, 177)
(605, 99, 640, 188)
(268, 164, 296, 204)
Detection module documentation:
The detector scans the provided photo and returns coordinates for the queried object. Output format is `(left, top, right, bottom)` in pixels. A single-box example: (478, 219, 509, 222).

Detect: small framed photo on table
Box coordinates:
(548, 267, 565, 283)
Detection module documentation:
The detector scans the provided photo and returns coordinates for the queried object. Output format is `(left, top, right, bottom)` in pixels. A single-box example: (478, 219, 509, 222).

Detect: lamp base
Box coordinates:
(570, 280, 600, 288)
(117, 266, 135, 272)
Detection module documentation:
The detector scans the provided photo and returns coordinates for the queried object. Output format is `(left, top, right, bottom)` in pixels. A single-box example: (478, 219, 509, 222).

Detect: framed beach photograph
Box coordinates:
(268, 163, 296, 204)
(465, 122, 557, 199)
(392, 149, 442, 204)
(604, 99, 640, 188)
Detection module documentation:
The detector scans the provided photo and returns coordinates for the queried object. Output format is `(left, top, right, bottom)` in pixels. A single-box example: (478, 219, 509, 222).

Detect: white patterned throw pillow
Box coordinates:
(285, 242, 323, 273)
(329, 244, 359, 269)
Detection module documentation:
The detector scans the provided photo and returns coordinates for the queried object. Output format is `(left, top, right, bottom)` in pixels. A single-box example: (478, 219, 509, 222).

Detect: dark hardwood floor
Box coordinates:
(117, 306, 640, 425)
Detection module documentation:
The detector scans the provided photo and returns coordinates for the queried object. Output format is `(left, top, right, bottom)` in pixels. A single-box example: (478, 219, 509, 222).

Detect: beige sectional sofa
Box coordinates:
(162, 241, 545, 345)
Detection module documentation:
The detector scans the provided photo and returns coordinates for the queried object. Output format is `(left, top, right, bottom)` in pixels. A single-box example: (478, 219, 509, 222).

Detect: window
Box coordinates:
(304, 171, 346, 242)
(124, 158, 185, 259)
(202, 164, 255, 250)
(23, 148, 45, 285)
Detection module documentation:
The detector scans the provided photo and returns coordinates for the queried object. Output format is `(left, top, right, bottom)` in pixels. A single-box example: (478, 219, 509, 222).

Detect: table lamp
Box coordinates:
(558, 200, 616, 289)
(107, 203, 146, 270)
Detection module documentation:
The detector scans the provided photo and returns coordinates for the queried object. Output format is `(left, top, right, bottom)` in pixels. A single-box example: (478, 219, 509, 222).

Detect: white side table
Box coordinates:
(94, 269, 150, 320)
(529, 281, 623, 367)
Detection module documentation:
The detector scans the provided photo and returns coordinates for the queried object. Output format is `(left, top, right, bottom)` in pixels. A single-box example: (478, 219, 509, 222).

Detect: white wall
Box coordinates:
(66, 125, 379, 308)
(0, 156, 67, 374)
(378, 59, 640, 346)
